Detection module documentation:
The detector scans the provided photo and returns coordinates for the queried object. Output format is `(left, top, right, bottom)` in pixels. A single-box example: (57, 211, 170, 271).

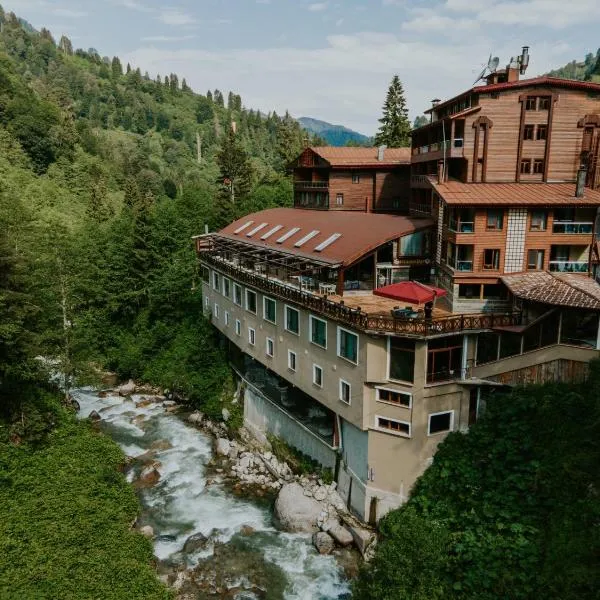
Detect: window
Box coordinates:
(427, 336, 463, 384)
(310, 315, 327, 348)
(222, 277, 231, 298)
(533, 158, 544, 174)
(288, 350, 297, 372)
(520, 158, 531, 174)
(428, 411, 454, 435)
(284, 305, 300, 335)
(339, 379, 351, 405)
(336, 193, 344, 206)
(352, 173, 360, 184)
(266, 337, 274, 357)
(458, 283, 481, 299)
(235, 319, 241, 336)
(483, 249, 500, 270)
(377, 388, 411, 408)
(212, 271, 220, 291)
(337, 327, 359, 364)
(536, 124, 547, 140)
(248, 327, 256, 346)
(525, 97, 536, 110)
(313, 364, 323, 387)
(204, 295, 210, 308)
(263, 297, 276, 324)
(233, 283, 243, 306)
(539, 97, 551, 110)
(527, 249, 544, 270)
(376, 416, 410, 437)
(389, 338, 415, 383)
(523, 124, 534, 140)
(214, 303, 219, 319)
(486, 209, 503, 230)
(245, 289, 257, 313)
(530, 210, 547, 231)
(224, 311, 230, 326)
(201, 266, 210, 283)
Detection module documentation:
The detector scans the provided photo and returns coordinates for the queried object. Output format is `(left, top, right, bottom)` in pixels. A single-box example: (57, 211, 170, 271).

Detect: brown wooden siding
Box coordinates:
(328, 172, 373, 211)
(484, 358, 589, 385)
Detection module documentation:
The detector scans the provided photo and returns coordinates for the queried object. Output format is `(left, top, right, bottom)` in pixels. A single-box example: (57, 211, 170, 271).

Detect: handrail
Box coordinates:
(293, 180, 329, 189)
(199, 252, 522, 337)
(551, 222, 593, 234)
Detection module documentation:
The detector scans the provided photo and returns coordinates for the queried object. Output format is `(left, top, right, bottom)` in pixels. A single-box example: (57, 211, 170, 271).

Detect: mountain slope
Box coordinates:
(546, 48, 600, 82)
(298, 116, 371, 147)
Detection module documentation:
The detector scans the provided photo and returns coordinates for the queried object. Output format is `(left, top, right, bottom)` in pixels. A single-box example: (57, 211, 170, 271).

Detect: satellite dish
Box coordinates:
(473, 66, 488, 86)
(489, 56, 500, 72)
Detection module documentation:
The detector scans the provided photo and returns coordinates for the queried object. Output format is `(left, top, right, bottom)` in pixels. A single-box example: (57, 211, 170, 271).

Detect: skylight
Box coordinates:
(276, 227, 301, 244)
(294, 230, 320, 248)
(261, 224, 284, 240)
(233, 221, 254, 234)
(314, 233, 342, 252)
(246, 222, 268, 237)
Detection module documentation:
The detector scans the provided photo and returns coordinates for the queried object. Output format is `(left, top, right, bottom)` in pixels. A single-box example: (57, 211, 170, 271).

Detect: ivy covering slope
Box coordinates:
(353, 363, 600, 600)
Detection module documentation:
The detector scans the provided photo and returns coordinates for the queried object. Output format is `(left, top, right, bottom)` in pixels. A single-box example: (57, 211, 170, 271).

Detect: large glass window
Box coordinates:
(499, 332, 521, 358)
(389, 338, 415, 383)
(338, 327, 358, 364)
(263, 297, 276, 324)
(530, 210, 547, 231)
(285, 305, 300, 335)
(560, 310, 598, 348)
(222, 277, 231, 298)
(477, 332, 499, 364)
(233, 283, 243, 306)
(486, 209, 503, 230)
(245, 289, 257, 313)
(427, 336, 463, 383)
(428, 411, 454, 435)
(212, 271, 220, 291)
(310, 316, 327, 348)
(339, 380, 351, 404)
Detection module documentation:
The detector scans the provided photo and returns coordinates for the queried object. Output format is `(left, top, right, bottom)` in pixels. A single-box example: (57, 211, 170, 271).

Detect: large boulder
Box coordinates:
(88, 410, 101, 421)
(348, 524, 375, 556)
(328, 524, 354, 547)
(139, 525, 154, 539)
(188, 411, 204, 425)
(312, 531, 335, 555)
(182, 531, 208, 554)
(119, 379, 136, 397)
(139, 464, 161, 487)
(273, 483, 322, 533)
(215, 438, 231, 457)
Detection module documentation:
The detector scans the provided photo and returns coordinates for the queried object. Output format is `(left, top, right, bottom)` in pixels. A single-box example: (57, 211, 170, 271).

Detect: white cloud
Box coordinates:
(307, 3, 328, 11)
(119, 0, 154, 11)
(141, 35, 197, 42)
(402, 8, 476, 32)
(158, 9, 196, 26)
(53, 8, 88, 18)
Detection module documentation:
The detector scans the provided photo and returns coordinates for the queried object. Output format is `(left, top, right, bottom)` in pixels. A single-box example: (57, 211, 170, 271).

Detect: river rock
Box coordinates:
(313, 486, 328, 502)
(182, 531, 209, 554)
(150, 439, 172, 452)
(188, 411, 204, 424)
(139, 525, 154, 539)
(215, 438, 231, 456)
(240, 525, 255, 536)
(329, 524, 354, 547)
(88, 410, 101, 421)
(348, 524, 375, 556)
(139, 464, 161, 487)
(163, 399, 177, 407)
(135, 397, 153, 408)
(312, 531, 335, 555)
(273, 482, 322, 533)
(222, 407, 231, 421)
(118, 379, 136, 396)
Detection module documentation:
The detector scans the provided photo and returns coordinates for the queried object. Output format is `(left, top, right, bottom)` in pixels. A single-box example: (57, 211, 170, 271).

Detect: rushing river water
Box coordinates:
(74, 389, 351, 599)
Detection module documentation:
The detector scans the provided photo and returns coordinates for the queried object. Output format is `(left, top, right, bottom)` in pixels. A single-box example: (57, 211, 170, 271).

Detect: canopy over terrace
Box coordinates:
(374, 281, 447, 305)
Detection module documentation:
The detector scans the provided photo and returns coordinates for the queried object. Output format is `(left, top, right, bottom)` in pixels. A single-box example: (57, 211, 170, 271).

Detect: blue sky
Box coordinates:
(5, 0, 600, 135)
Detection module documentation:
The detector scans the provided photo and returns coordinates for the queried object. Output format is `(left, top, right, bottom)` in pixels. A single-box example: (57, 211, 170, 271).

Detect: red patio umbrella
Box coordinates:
(373, 281, 447, 305)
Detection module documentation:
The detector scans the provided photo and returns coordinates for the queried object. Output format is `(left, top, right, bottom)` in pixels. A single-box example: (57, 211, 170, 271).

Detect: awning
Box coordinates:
(373, 281, 447, 305)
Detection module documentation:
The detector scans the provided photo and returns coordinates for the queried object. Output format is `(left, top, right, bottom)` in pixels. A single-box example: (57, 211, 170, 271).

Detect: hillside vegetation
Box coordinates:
(298, 116, 371, 146)
(547, 48, 600, 82)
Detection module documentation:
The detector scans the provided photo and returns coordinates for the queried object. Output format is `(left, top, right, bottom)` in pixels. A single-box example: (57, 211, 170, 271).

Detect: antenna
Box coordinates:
(473, 53, 500, 85)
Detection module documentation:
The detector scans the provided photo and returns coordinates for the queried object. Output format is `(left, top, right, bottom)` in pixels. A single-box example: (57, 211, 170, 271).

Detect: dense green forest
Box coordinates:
(354, 369, 600, 599)
(547, 48, 600, 82)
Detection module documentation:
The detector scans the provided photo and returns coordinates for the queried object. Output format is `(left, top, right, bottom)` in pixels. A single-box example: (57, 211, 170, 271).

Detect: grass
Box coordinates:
(0, 413, 171, 600)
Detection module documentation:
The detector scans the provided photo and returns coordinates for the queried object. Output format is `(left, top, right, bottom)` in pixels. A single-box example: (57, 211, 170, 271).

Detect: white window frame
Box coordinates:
(427, 410, 455, 436)
(284, 305, 300, 336)
(374, 415, 411, 438)
(233, 283, 243, 306)
(248, 327, 256, 346)
(214, 303, 219, 319)
(313, 364, 323, 388)
(309, 315, 328, 349)
(263, 296, 277, 324)
(222, 277, 231, 298)
(245, 289, 257, 314)
(204, 295, 210, 308)
(352, 173, 360, 184)
(375, 386, 412, 409)
(266, 337, 274, 357)
(224, 311, 230, 326)
(235, 319, 241, 336)
(287, 350, 297, 372)
(212, 271, 220, 292)
(339, 379, 351, 405)
(337, 326, 359, 365)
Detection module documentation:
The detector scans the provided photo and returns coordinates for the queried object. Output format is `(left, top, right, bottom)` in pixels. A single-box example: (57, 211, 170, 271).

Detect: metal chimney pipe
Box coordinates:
(377, 145, 386, 161)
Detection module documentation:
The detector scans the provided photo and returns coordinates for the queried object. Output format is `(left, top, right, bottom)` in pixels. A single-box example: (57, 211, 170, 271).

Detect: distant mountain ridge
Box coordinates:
(297, 117, 371, 147)
(546, 48, 600, 82)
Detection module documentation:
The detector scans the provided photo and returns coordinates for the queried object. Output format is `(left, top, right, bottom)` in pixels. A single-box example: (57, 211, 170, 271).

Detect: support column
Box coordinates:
(336, 269, 345, 296)
(596, 314, 600, 350)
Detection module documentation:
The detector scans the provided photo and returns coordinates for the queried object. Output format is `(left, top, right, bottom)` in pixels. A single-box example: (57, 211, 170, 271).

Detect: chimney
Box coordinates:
(575, 165, 587, 198)
(437, 159, 445, 184)
(377, 145, 386, 161)
(519, 46, 530, 75)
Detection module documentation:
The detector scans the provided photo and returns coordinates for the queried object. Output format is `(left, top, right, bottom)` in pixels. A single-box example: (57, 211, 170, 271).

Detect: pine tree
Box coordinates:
(111, 56, 123, 79)
(413, 115, 428, 129)
(58, 35, 73, 55)
(374, 75, 411, 148)
(216, 127, 253, 208)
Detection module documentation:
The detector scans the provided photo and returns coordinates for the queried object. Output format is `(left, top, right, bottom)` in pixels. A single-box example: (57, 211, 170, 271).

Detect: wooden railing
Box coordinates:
(200, 253, 522, 337)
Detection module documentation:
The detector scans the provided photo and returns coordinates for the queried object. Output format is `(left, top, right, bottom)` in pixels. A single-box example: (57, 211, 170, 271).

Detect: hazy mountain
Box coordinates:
(298, 117, 371, 147)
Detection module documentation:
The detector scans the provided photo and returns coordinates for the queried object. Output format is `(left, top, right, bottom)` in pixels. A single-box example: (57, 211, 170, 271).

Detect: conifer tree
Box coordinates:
(58, 35, 73, 55)
(216, 127, 253, 208)
(111, 56, 122, 79)
(374, 75, 411, 148)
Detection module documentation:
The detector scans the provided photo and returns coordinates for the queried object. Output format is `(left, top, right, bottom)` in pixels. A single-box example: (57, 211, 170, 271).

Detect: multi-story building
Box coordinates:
(196, 55, 600, 523)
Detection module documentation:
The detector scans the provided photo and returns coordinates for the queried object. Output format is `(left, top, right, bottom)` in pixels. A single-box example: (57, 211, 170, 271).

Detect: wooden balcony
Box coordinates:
(410, 174, 435, 188)
(199, 252, 522, 338)
(293, 180, 329, 190)
(411, 139, 464, 164)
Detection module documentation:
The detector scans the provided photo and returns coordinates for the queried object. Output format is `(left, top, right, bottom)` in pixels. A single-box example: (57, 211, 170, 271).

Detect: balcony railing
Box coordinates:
(549, 260, 589, 273)
(200, 252, 521, 337)
(552, 222, 594, 234)
(293, 181, 329, 189)
(411, 139, 464, 156)
(450, 260, 473, 272)
(449, 221, 474, 233)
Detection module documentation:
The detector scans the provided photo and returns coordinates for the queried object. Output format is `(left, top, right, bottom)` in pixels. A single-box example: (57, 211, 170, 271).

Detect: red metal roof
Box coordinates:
(431, 180, 600, 206)
(216, 207, 433, 267)
(310, 146, 411, 167)
(374, 281, 447, 305)
(424, 76, 600, 115)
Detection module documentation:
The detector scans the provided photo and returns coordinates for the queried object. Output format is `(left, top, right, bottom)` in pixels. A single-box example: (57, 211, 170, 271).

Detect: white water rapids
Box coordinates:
(74, 389, 351, 599)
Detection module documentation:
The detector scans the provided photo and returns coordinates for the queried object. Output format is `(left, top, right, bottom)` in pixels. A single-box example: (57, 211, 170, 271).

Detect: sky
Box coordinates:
(4, 0, 600, 135)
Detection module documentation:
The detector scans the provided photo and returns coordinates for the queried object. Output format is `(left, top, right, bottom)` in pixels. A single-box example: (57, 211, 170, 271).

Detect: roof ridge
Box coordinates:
(552, 272, 600, 303)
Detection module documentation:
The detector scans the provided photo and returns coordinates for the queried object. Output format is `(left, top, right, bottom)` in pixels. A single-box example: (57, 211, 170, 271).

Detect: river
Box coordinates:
(74, 389, 351, 599)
